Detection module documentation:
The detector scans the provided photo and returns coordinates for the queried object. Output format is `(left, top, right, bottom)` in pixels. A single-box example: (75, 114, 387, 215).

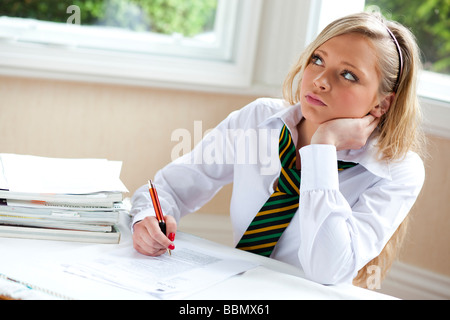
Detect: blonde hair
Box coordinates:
(283, 12, 425, 287)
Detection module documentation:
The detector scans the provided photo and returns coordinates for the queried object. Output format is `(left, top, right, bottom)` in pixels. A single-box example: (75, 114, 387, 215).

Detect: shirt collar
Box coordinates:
(258, 102, 302, 132)
(258, 102, 392, 180)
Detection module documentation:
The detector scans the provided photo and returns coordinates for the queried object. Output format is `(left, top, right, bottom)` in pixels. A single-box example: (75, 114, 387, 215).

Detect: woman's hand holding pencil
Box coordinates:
(132, 180, 176, 256)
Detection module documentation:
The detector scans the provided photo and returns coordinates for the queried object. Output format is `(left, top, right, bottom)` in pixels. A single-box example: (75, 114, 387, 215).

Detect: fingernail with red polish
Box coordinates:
(168, 233, 175, 241)
(168, 244, 175, 250)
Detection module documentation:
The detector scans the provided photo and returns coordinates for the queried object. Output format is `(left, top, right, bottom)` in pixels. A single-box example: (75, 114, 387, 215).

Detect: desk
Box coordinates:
(0, 213, 394, 300)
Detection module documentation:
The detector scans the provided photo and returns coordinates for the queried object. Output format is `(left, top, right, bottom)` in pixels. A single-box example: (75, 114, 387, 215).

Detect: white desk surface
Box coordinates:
(0, 213, 394, 300)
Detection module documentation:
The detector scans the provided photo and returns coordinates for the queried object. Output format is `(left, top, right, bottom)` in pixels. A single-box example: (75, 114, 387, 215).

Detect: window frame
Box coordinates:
(0, 0, 262, 89)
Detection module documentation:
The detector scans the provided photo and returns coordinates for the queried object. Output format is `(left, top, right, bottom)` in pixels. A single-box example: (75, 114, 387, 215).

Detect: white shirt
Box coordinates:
(130, 98, 425, 285)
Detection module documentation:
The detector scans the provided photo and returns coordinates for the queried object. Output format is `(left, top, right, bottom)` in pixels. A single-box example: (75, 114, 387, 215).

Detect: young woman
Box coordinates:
(130, 12, 425, 287)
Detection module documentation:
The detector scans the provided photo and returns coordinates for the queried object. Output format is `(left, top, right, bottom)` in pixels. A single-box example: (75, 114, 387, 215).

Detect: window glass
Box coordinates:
(365, 0, 450, 75)
(0, 0, 221, 57)
(0, 0, 217, 38)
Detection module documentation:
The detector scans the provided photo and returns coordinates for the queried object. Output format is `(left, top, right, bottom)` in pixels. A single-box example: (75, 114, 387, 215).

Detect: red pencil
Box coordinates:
(148, 180, 164, 223)
(148, 180, 171, 255)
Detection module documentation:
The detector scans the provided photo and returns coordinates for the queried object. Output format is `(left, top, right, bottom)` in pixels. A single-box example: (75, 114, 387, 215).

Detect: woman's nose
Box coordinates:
(313, 72, 330, 91)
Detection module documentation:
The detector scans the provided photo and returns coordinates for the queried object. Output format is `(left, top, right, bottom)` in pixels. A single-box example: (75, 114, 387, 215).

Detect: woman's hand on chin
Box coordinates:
(311, 114, 380, 151)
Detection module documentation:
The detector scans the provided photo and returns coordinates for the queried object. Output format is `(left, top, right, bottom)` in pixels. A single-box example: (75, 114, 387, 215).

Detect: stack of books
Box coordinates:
(0, 153, 129, 244)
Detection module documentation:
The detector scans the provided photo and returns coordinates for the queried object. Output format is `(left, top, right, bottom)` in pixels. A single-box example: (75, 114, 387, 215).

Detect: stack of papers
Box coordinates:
(0, 153, 129, 244)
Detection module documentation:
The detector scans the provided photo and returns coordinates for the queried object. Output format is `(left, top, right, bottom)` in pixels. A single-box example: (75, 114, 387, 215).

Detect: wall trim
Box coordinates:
(379, 261, 450, 300)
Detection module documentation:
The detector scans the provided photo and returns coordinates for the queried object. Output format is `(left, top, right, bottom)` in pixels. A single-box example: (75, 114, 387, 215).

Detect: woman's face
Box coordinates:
(300, 33, 382, 124)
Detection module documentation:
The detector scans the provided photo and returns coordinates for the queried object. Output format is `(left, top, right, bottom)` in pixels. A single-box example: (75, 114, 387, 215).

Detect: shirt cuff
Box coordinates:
(130, 208, 155, 232)
(299, 144, 339, 191)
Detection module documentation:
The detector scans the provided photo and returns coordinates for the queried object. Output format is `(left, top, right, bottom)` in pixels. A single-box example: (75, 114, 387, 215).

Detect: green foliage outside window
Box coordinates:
(0, 0, 217, 37)
(366, 0, 450, 74)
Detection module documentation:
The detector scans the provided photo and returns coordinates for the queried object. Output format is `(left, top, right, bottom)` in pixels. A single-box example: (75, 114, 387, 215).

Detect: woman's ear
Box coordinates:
(370, 93, 394, 118)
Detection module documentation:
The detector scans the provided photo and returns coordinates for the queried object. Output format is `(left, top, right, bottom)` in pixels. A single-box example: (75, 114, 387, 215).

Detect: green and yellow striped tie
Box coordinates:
(236, 124, 357, 257)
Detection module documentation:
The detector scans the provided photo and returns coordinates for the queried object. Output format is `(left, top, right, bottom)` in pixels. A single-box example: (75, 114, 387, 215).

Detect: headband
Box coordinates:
(385, 26, 404, 93)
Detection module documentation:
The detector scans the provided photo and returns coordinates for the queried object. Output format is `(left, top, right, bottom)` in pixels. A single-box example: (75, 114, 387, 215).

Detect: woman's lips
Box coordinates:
(305, 94, 327, 106)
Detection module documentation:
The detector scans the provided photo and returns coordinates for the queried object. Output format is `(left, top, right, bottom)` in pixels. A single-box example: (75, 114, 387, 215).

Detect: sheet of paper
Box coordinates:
(60, 239, 258, 299)
(0, 153, 128, 194)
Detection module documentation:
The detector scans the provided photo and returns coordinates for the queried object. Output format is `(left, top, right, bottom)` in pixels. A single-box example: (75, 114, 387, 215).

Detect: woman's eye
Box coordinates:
(342, 70, 358, 82)
(311, 54, 323, 66)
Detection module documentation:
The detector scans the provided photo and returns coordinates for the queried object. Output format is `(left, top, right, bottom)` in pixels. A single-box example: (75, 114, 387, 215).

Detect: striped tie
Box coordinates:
(236, 124, 357, 257)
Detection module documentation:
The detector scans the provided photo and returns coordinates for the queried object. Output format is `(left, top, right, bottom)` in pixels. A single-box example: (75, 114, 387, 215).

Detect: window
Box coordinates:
(0, 0, 262, 88)
(0, 0, 228, 60)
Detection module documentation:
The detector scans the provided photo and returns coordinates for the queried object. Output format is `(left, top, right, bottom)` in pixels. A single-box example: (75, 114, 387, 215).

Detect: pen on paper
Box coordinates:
(148, 180, 171, 255)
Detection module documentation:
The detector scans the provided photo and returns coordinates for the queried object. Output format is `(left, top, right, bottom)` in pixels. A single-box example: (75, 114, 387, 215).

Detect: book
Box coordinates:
(0, 224, 120, 244)
(0, 205, 119, 224)
(0, 190, 123, 205)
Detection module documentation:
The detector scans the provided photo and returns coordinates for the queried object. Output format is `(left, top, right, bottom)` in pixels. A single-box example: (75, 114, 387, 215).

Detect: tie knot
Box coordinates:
(279, 125, 297, 169)
(338, 160, 358, 170)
